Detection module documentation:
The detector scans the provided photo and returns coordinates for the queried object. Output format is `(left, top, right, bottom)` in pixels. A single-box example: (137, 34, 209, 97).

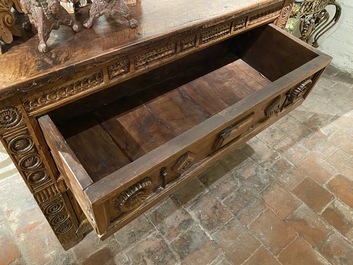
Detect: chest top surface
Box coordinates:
(0, 0, 284, 98)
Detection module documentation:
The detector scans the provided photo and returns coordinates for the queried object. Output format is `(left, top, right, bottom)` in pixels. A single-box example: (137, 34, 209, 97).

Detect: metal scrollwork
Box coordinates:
(115, 177, 153, 212)
(289, 0, 341, 47)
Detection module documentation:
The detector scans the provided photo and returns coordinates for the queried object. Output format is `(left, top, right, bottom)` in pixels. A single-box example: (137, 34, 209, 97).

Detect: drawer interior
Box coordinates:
(46, 24, 318, 184)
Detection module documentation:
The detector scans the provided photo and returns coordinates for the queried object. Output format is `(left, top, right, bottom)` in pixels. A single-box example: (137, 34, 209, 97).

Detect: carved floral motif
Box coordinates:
(0, 106, 22, 129)
(23, 71, 104, 113)
(287, 79, 313, 102)
(115, 177, 153, 212)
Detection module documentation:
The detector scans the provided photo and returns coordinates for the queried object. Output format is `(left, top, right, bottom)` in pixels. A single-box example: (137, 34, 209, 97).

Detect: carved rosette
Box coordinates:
(0, 106, 22, 129)
(115, 178, 153, 212)
(287, 79, 313, 103)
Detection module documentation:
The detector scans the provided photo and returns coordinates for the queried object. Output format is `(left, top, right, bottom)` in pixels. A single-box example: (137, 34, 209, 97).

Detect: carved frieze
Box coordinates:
(276, 2, 293, 29)
(200, 23, 232, 45)
(108, 59, 130, 80)
(179, 35, 197, 52)
(0, 103, 80, 250)
(234, 17, 247, 31)
(249, 5, 282, 25)
(134, 43, 177, 70)
(34, 184, 60, 204)
(23, 70, 104, 113)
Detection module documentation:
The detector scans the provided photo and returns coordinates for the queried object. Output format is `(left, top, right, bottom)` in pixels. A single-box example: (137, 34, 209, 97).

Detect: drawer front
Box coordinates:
(86, 72, 323, 238)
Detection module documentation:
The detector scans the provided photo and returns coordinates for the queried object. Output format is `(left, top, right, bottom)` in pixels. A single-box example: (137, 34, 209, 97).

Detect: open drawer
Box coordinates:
(38, 24, 331, 238)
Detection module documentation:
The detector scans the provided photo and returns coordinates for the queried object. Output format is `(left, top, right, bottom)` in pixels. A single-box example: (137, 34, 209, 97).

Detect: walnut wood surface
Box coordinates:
(57, 56, 269, 182)
(0, 0, 284, 97)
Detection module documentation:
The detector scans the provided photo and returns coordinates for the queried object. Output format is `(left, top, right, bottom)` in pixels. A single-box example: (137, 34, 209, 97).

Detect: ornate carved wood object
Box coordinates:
(83, 0, 137, 29)
(19, 0, 79, 52)
(0, 0, 22, 53)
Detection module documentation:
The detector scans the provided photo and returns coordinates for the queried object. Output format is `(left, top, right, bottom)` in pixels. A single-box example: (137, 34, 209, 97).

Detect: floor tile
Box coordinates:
(322, 200, 353, 241)
(249, 209, 297, 255)
(327, 174, 353, 208)
(170, 224, 221, 264)
(146, 198, 193, 242)
(285, 206, 330, 247)
(263, 183, 301, 219)
(326, 149, 353, 179)
(125, 232, 178, 265)
(212, 218, 260, 265)
(243, 246, 280, 265)
(296, 154, 335, 185)
(293, 178, 334, 213)
(278, 238, 327, 265)
(318, 233, 353, 265)
(187, 193, 233, 233)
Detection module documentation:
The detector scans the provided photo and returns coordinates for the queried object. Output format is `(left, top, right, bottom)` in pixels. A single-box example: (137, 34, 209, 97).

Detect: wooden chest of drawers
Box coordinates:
(0, 0, 331, 249)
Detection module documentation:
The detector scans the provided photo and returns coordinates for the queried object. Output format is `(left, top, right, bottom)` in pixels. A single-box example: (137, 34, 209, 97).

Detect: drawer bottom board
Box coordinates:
(57, 58, 270, 183)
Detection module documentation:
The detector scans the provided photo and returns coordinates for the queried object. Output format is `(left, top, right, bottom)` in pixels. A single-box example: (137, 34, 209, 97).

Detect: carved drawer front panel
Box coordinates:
(213, 113, 255, 150)
(37, 24, 330, 240)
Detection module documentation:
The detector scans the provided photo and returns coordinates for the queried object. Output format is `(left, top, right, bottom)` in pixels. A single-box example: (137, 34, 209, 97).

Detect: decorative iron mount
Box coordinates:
(289, 0, 341, 47)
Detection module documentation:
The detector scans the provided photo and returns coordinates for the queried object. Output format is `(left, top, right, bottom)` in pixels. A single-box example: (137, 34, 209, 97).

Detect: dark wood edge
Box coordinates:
(1, 0, 285, 100)
(97, 89, 309, 239)
(38, 115, 93, 190)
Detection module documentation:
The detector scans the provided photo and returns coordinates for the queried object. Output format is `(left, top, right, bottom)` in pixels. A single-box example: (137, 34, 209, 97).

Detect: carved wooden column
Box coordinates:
(276, 0, 294, 28)
(0, 97, 91, 250)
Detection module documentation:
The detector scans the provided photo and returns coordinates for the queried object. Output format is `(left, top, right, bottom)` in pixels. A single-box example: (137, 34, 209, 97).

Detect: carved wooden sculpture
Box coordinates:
(19, 0, 79, 52)
(0, 0, 23, 53)
(83, 0, 137, 29)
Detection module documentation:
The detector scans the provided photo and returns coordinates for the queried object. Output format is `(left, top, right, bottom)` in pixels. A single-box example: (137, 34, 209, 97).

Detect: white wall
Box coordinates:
(317, 0, 353, 75)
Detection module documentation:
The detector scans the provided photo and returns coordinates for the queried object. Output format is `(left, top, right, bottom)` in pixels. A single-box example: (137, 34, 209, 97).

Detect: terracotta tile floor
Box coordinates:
(1, 65, 353, 265)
